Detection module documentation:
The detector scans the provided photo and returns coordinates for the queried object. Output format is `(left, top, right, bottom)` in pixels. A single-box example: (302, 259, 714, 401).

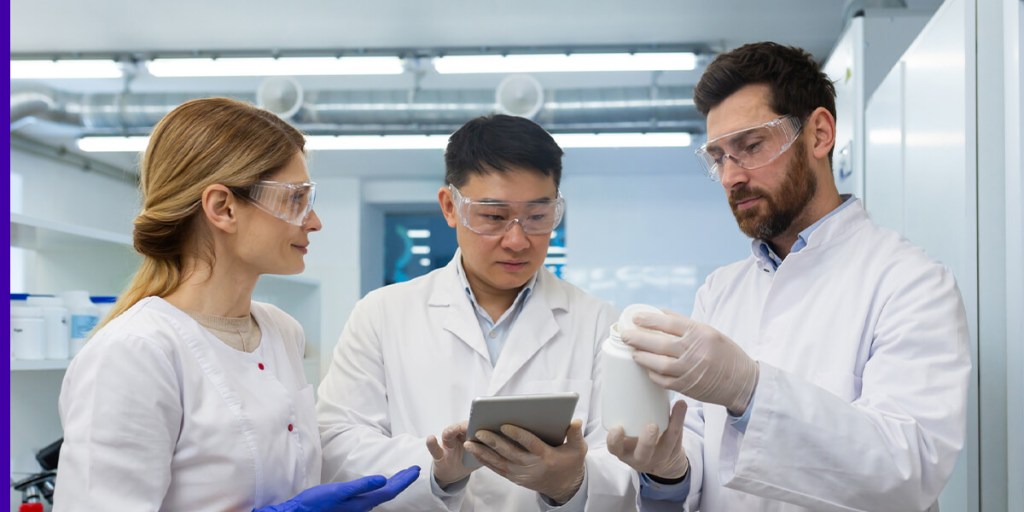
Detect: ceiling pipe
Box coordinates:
(11, 84, 703, 136)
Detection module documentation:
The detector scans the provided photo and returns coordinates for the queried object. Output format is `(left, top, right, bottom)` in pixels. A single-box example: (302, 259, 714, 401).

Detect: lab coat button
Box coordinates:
(489, 331, 497, 338)
(258, 363, 265, 370)
(288, 423, 294, 432)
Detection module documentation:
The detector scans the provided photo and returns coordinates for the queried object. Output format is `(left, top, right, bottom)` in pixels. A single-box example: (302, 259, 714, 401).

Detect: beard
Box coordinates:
(728, 140, 817, 240)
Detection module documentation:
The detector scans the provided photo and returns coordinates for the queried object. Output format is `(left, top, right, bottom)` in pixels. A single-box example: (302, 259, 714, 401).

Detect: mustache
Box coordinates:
(728, 186, 766, 206)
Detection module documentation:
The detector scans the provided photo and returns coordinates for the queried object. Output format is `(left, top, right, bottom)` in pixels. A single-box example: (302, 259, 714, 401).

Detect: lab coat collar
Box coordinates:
(429, 250, 567, 394)
(429, 252, 491, 363)
(798, 196, 868, 252)
(749, 196, 867, 270)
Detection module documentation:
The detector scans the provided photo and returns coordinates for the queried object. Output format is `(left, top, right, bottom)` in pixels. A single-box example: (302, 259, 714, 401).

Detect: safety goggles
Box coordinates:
(449, 185, 565, 236)
(695, 115, 803, 181)
(233, 180, 317, 226)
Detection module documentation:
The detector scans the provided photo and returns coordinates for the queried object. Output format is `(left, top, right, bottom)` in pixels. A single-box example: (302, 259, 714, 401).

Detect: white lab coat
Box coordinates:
(54, 297, 321, 511)
(317, 253, 638, 511)
(641, 199, 971, 512)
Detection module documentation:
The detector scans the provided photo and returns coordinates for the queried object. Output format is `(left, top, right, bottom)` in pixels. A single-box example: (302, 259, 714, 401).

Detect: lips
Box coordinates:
(498, 261, 528, 271)
(292, 243, 309, 254)
(733, 196, 761, 210)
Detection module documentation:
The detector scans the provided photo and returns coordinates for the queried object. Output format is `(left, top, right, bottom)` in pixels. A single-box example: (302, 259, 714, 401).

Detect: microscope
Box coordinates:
(11, 438, 61, 512)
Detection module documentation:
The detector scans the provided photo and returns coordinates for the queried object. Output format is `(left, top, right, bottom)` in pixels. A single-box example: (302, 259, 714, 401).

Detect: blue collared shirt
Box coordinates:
(754, 194, 856, 272)
(455, 259, 538, 365)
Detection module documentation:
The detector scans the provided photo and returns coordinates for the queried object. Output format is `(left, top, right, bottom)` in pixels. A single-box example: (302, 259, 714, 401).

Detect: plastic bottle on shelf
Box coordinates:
(26, 295, 71, 360)
(60, 291, 101, 357)
(90, 295, 118, 322)
(11, 305, 46, 360)
(601, 303, 671, 437)
(10, 293, 30, 361)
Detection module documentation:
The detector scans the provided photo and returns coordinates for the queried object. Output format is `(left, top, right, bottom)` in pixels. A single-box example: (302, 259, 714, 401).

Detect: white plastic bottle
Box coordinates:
(60, 291, 101, 357)
(90, 296, 117, 321)
(11, 305, 46, 360)
(26, 295, 71, 360)
(601, 303, 670, 437)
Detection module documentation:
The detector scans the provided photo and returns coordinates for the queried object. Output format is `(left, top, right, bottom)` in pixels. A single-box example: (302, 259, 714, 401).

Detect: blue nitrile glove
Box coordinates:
(255, 465, 421, 512)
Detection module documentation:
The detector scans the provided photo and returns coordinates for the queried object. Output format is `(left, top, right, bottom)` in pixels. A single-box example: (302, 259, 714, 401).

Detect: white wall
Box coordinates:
(860, 0, 1024, 509)
(1003, 2, 1023, 511)
(559, 156, 747, 314)
(1007, 4, 1024, 512)
(300, 176, 363, 379)
(825, 11, 931, 201)
(9, 150, 138, 233)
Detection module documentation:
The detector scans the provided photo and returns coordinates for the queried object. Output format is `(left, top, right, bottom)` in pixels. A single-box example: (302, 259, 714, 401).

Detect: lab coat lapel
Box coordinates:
(487, 269, 566, 395)
(430, 255, 491, 364)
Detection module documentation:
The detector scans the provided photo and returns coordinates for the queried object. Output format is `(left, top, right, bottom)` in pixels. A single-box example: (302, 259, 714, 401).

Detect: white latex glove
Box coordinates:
(607, 400, 689, 480)
(625, 309, 759, 415)
(426, 421, 478, 487)
(465, 419, 587, 504)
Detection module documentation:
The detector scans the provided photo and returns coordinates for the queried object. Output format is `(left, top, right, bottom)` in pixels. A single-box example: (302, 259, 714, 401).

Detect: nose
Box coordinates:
(303, 209, 323, 232)
(500, 220, 531, 252)
(718, 156, 750, 191)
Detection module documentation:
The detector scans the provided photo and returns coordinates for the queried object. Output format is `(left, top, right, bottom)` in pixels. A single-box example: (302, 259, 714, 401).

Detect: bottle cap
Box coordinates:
(618, 303, 663, 333)
(26, 296, 65, 307)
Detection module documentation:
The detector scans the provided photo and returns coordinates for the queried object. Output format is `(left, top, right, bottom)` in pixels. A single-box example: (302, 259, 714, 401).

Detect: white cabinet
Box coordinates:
(9, 213, 322, 511)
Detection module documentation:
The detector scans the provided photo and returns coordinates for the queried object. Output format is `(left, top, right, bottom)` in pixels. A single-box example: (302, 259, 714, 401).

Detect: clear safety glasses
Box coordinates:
(694, 115, 803, 181)
(235, 180, 317, 226)
(449, 185, 565, 236)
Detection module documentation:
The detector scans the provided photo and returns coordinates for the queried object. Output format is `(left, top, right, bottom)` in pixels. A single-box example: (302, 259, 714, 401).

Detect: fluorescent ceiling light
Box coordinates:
(11, 59, 123, 79)
(433, 52, 696, 74)
(306, 135, 450, 150)
(78, 136, 149, 152)
(78, 132, 691, 153)
(553, 132, 691, 148)
(407, 229, 431, 239)
(147, 56, 405, 77)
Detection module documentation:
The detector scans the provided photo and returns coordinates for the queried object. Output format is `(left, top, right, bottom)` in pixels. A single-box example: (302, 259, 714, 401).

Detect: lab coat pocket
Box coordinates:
(812, 371, 863, 402)
(516, 378, 593, 426)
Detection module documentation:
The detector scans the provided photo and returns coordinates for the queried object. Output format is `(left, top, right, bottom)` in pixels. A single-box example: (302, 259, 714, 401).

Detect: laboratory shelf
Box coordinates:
(10, 359, 70, 371)
(10, 212, 133, 249)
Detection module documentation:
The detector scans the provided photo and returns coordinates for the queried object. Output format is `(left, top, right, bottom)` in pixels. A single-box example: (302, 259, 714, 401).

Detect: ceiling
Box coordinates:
(9, 0, 941, 178)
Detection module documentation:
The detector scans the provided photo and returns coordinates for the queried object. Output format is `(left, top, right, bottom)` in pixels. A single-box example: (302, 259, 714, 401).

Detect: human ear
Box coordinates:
(807, 107, 836, 161)
(201, 184, 238, 234)
(438, 186, 458, 228)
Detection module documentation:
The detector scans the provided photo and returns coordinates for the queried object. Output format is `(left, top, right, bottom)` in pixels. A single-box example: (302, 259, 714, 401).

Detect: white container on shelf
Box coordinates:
(26, 295, 71, 360)
(10, 293, 30, 360)
(60, 291, 101, 357)
(11, 306, 46, 360)
(601, 303, 670, 437)
(91, 295, 118, 322)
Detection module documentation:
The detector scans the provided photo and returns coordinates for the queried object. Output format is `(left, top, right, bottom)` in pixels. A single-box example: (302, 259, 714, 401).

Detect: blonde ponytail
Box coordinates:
(97, 97, 305, 328)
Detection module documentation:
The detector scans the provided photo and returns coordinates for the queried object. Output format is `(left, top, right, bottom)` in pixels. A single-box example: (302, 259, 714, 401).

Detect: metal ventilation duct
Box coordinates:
(10, 85, 703, 135)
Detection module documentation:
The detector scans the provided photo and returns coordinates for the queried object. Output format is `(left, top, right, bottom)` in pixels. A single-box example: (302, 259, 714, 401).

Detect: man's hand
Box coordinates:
(625, 310, 759, 415)
(607, 400, 689, 480)
(465, 419, 588, 504)
(426, 421, 478, 487)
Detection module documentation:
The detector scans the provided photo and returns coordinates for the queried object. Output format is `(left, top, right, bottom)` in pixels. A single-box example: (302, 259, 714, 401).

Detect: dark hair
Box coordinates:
(444, 114, 563, 188)
(694, 42, 837, 160)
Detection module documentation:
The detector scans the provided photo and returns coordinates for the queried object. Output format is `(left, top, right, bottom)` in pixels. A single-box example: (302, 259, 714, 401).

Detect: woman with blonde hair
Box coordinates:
(53, 97, 418, 511)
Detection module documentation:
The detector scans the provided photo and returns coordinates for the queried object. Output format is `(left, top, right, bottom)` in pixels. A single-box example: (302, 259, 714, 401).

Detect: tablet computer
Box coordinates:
(461, 391, 580, 469)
